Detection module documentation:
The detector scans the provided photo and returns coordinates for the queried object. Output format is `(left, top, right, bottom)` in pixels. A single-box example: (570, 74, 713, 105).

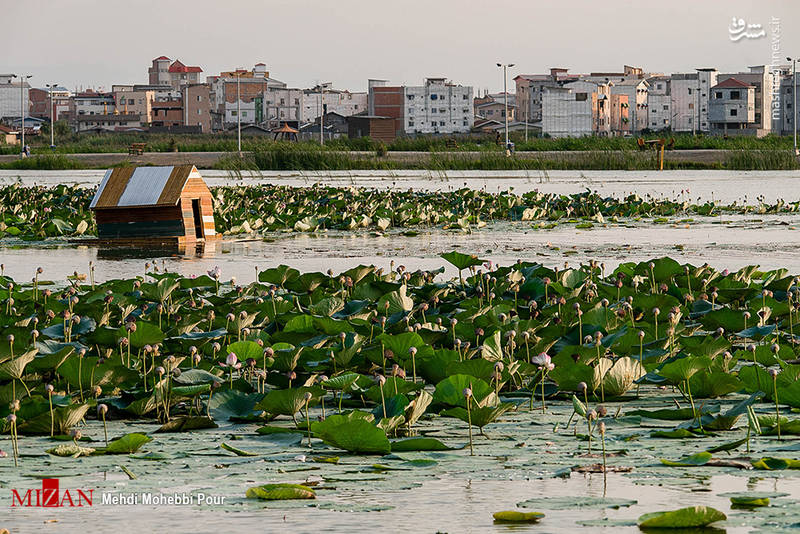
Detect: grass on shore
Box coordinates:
(2, 131, 800, 156)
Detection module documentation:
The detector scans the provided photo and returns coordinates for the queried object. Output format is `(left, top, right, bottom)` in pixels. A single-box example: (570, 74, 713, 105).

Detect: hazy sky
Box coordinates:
(4, 0, 799, 92)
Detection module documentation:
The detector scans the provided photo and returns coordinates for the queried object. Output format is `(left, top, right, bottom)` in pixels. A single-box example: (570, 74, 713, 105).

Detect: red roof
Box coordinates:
(168, 60, 202, 73)
(713, 77, 752, 89)
(154, 56, 170, 61)
(255, 62, 266, 66)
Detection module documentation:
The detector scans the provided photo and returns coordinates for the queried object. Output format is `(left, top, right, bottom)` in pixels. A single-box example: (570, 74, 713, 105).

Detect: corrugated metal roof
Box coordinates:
(90, 165, 198, 209)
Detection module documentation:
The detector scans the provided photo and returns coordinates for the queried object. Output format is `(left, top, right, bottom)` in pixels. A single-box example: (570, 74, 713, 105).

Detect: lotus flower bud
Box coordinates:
(172, 368, 181, 378)
(769, 368, 779, 378)
(598, 421, 606, 435)
(587, 409, 597, 421)
(6, 414, 16, 423)
(193, 353, 202, 365)
(494, 361, 504, 372)
(596, 405, 607, 417)
(9, 399, 20, 412)
(226, 353, 238, 366)
(264, 347, 274, 357)
(376, 374, 386, 386)
(45, 384, 54, 395)
(93, 385, 102, 397)
(463, 387, 473, 399)
(212, 342, 221, 352)
(97, 404, 108, 415)
(155, 366, 165, 376)
(577, 382, 587, 393)
(70, 428, 81, 440)
(771, 343, 780, 354)
(409, 347, 417, 356)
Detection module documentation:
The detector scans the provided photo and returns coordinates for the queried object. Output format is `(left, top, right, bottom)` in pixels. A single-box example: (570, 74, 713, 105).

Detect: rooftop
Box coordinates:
(713, 77, 753, 89)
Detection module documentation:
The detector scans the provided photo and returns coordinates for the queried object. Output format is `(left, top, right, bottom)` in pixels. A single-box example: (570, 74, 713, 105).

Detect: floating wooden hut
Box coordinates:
(89, 165, 216, 245)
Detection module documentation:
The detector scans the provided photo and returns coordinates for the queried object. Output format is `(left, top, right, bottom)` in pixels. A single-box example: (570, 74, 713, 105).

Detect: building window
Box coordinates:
(688, 88, 692, 95)
(575, 93, 588, 101)
(197, 95, 202, 102)
(730, 91, 740, 100)
(730, 109, 737, 116)
(663, 105, 668, 111)
(439, 121, 445, 126)
(715, 91, 722, 99)
(689, 103, 694, 109)
(431, 108, 437, 113)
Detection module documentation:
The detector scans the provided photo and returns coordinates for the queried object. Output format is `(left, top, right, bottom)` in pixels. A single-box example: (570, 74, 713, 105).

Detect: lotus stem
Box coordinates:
(771, 369, 781, 440)
(465, 388, 474, 457)
(7, 414, 18, 468)
(599, 421, 607, 474)
(304, 393, 313, 448)
(46, 385, 54, 437)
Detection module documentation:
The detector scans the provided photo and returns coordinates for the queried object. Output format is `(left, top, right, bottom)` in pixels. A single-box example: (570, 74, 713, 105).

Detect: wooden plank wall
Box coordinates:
(180, 178, 216, 240)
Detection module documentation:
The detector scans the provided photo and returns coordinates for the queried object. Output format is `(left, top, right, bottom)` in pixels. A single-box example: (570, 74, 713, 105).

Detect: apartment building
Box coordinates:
(514, 68, 578, 123)
(718, 66, 773, 135)
(301, 84, 367, 122)
(0, 74, 29, 123)
(403, 78, 473, 135)
(646, 76, 671, 131)
(708, 78, 757, 135)
(184, 83, 212, 133)
(541, 83, 593, 137)
(29, 86, 71, 122)
(148, 56, 203, 89)
(367, 77, 472, 136)
(609, 79, 649, 133)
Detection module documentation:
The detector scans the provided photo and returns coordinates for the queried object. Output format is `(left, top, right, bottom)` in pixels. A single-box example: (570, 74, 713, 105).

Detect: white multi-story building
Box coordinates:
(670, 69, 718, 133)
(541, 84, 593, 137)
(403, 78, 473, 135)
(646, 76, 671, 131)
(718, 66, 773, 135)
(0, 74, 30, 123)
(302, 84, 367, 122)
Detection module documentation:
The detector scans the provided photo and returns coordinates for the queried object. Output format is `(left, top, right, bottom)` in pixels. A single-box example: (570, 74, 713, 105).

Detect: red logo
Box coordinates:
(11, 478, 93, 507)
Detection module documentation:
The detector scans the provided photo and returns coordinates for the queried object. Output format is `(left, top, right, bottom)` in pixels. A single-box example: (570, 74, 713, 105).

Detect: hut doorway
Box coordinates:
(191, 199, 204, 238)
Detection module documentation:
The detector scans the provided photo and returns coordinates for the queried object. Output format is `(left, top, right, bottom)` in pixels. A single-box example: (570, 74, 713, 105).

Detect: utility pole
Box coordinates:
(497, 63, 514, 154)
(234, 71, 243, 156)
(12, 74, 32, 157)
(789, 57, 798, 156)
(46, 83, 58, 148)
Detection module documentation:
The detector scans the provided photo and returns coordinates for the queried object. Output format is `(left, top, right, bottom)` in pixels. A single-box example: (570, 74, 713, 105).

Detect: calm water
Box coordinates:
(2, 170, 800, 533)
(3, 168, 800, 202)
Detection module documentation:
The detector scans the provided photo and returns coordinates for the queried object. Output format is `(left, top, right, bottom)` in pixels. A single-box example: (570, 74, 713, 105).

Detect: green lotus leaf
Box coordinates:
(246, 483, 315, 500)
(637, 506, 726, 528)
(492, 510, 544, 523)
(310, 412, 391, 454)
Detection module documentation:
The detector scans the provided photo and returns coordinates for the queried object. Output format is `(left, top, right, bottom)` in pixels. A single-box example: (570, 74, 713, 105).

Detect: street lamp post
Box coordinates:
(496, 63, 514, 154)
(12, 74, 32, 157)
(46, 83, 58, 148)
(788, 57, 798, 157)
(233, 71, 243, 156)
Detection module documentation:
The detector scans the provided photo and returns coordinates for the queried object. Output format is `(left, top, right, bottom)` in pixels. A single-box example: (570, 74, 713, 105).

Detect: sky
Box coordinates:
(4, 0, 799, 93)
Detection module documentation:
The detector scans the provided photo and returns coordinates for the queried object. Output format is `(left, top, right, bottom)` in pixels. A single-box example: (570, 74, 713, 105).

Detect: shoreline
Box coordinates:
(0, 149, 798, 170)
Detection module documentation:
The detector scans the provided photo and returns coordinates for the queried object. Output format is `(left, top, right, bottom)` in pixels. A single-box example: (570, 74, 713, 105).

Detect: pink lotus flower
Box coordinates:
(531, 352, 551, 367)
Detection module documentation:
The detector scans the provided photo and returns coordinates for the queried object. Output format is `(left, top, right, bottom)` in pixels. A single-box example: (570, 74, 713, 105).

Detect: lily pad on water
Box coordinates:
(245, 483, 316, 501)
(751, 457, 800, 470)
(492, 510, 545, 523)
(518, 496, 637, 510)
(220, 442, 259, 456)
(97, 433, 152, 455)
(390, 437, 453, 452)
(310, 412, 391, 455)
(660, 451, 712, 467)
(155, 416, 218, 433)
(47, 443, 96, 457)
(637, 506, 726, 529)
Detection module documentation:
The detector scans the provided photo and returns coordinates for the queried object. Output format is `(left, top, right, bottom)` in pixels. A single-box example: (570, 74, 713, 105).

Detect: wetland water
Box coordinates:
(2, 169, 800, 533)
